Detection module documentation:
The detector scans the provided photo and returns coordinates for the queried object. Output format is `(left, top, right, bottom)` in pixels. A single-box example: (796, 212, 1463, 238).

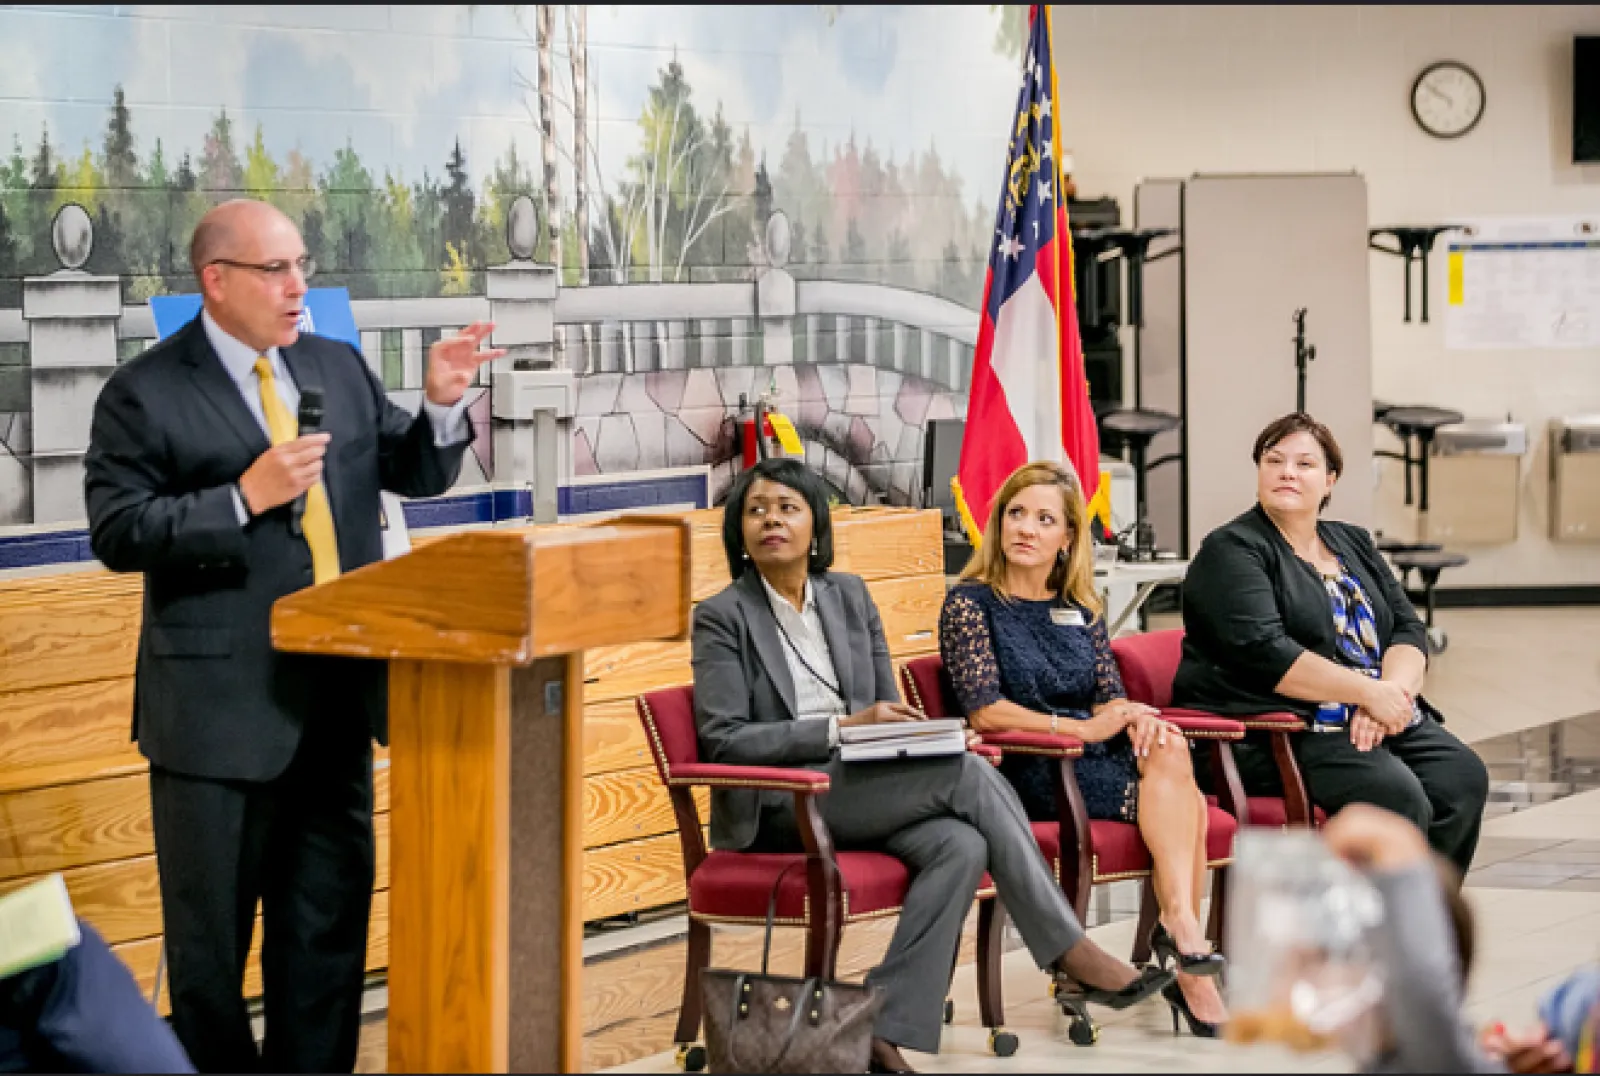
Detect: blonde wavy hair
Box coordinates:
(959, 461, 1103, 616)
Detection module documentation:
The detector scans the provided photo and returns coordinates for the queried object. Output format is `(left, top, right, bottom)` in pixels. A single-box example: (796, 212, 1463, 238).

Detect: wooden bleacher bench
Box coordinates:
(0, 506, 947, 1010)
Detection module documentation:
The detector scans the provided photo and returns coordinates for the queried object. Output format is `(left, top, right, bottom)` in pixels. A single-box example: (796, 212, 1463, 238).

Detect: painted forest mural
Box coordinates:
(0, 4, 1036, 523)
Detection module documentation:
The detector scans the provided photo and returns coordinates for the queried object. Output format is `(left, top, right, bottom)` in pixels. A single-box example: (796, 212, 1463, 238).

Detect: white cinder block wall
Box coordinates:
(1054, 4, 1600, 588)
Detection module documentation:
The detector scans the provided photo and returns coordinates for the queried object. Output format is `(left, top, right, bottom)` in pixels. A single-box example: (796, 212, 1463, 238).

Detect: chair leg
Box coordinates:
(1271, 731, 1314, 828)
(676, 918, 712, 1047)
(1130, 878, 1159, 965)
(1205, 864, 1229, 957)
(976, 896, 1006, 1029)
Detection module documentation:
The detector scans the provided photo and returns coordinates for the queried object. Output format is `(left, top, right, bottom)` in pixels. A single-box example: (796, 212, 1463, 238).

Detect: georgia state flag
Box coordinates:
(954, 3, 1099, 537)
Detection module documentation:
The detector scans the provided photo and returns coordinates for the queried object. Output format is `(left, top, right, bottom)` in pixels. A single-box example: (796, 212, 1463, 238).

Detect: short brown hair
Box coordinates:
(1253, 412, 1343, 511)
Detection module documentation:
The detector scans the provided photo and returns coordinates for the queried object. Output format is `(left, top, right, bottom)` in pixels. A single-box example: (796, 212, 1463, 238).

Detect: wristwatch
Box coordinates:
(234, 482, 255, 522)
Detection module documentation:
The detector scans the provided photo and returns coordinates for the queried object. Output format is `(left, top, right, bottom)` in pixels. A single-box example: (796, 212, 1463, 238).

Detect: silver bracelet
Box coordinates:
(1049, 713, 1059, 736)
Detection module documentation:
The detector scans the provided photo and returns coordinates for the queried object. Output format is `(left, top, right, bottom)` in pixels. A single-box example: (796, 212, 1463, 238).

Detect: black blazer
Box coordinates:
(691, 569, 899, 851)
(84, 316, 472, 782)
(1172, 504, 1431, 720)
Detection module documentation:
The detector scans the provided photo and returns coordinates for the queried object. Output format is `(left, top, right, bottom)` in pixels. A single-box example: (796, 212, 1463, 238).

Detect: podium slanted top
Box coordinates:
(270, 516, 692, 664)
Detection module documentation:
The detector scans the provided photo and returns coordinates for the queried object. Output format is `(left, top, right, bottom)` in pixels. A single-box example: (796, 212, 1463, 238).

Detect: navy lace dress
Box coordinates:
(939, 582, 1139, 823)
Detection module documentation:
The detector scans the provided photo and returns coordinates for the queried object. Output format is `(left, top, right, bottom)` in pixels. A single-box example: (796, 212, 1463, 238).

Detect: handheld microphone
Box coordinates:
(298, 388, 324, 436)
(290, 388, 325, 537)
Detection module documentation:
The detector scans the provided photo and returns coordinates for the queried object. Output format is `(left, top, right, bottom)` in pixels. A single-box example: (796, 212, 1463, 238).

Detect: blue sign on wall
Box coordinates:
(148, 287, 362, 350)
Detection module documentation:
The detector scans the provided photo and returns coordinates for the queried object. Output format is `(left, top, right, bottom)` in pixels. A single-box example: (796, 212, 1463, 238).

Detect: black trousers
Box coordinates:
(1235, 716, 1489, 872)
(148, 716, 375, 1074)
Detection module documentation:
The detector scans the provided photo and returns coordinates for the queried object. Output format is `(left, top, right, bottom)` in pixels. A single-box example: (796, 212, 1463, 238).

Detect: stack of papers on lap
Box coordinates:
(839, 718, 967, 762)
(0, 874, 79, 979)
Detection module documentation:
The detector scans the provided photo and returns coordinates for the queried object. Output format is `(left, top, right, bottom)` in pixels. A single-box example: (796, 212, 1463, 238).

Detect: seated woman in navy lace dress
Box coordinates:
(939, 461, 1228, 1035)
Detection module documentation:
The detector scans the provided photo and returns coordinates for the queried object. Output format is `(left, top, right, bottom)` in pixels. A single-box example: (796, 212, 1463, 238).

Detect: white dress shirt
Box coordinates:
(202, 310, 470, 524)
(760, 573, 846, 748)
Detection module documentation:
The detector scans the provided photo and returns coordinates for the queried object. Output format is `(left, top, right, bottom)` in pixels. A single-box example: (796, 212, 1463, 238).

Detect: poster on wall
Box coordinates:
(1445, 216, 1600, 350)
(148, 288, 362, 351)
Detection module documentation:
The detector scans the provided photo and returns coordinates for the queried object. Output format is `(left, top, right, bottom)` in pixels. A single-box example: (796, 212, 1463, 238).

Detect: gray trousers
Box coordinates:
(753, 752, 1085, 1052)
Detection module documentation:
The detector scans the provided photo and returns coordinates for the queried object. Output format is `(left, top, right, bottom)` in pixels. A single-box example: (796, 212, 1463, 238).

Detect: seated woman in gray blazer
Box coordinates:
(692, 458, 1170, 1073)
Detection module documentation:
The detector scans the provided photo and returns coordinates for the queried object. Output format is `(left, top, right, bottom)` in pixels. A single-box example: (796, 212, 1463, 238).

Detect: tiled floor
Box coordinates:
(596, 606, 1600, 1074)
(342, 606, 1600, 1072)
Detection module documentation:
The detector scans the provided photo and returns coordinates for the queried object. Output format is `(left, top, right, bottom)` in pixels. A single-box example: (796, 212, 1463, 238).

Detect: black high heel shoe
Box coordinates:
(1150, 923, 1226, 977)
(1051, 965, 1174, 1046)
(1163, 980, 1222, 1038)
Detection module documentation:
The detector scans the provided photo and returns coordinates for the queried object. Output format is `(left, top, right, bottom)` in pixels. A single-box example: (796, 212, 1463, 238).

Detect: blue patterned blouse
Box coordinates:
(1316, 559, 1423, 732)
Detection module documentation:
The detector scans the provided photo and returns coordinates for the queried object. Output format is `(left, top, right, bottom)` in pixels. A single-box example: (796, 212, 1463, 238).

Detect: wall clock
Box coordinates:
(1412, 61, 1486, 139)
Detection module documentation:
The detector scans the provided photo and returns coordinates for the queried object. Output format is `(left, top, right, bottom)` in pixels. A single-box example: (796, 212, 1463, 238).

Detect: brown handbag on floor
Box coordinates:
(700, 859, 884, 1074)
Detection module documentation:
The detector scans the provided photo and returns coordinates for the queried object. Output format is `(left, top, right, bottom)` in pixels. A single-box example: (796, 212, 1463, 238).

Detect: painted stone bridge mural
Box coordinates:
(574, 355, 965, 508)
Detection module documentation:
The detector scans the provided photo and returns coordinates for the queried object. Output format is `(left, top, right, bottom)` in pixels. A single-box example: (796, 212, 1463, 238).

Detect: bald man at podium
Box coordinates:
(84, 199, 502, 1072)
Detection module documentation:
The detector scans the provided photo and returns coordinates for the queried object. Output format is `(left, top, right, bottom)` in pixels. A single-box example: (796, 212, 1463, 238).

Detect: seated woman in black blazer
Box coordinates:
(692, 458, 1170, 1073)
(940, 461, 1227, 1037)
(1172, 413, 1489, 872)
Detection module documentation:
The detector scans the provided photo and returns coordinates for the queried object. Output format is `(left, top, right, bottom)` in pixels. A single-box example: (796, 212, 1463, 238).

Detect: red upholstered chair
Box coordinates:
(1112, 629, 1326, 831)
(636, 685, 1017, 1071)
(901, 652, 1242, 970)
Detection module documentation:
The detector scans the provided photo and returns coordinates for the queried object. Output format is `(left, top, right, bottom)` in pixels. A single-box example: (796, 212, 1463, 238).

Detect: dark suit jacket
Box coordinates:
(691, 569, 899, 851)
(1172, 503, 1432, 720)
(83, 316, 471, 782)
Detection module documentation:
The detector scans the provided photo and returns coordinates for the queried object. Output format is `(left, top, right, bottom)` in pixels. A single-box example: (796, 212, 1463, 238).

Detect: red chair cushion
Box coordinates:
(689, 851, 999, 922)
(1028, 805, 1238, 879)
(1205, 794, 1328, 828)
(1242, 796, 1328, 828)
(1109, 630, 1185, 709)
(690, 850, 911, 922)
(637, 685, 700, 779)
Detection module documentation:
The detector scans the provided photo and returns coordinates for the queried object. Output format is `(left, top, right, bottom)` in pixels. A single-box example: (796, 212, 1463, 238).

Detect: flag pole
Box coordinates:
(951, 476, 982, 548)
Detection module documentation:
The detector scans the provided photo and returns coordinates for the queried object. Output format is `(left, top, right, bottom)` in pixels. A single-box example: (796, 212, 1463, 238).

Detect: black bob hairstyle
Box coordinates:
(720, 458, 836, 580)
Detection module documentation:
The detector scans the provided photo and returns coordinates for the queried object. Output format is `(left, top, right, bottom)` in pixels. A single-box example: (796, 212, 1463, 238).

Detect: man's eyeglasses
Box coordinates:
(208, 255, 317, 282)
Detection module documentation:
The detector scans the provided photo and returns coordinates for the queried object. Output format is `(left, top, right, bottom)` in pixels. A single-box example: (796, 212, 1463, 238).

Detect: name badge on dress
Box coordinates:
(1050, 607, 1085, 627)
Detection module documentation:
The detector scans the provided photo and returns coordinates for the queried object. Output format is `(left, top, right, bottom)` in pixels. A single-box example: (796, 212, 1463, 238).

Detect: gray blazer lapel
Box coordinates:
(814, 574, 857, 709)
(735, 571, 797, 720)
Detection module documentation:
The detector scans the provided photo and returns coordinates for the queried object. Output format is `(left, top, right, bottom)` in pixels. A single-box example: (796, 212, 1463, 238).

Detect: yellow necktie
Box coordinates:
(254, 356, 340, 584)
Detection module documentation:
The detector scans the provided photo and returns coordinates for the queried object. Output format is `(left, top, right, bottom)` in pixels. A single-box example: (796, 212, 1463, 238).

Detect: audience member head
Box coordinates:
(1323, 804, 1478, 1064)
(721, 458, 836, 582)
(189, 199, 312, 353)
(1438, 856, 1475, 982)
(960, 460, 1102, 614)
(1323, 802, 1475, 983)
(1253, 412, 1343, 520)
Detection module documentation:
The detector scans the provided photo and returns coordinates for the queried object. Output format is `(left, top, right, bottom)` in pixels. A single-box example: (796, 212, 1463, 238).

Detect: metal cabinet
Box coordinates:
(1423, 420, 1527, 545)
(1551, 416, 1600, 543)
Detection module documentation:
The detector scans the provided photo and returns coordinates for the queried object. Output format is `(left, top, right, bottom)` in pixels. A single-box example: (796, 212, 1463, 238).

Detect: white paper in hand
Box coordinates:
(0, 873, 80, 979)
(379, 491, 412, 560)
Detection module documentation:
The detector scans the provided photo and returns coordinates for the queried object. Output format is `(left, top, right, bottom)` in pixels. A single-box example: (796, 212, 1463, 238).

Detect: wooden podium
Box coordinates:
(271, 518, 692, 1074)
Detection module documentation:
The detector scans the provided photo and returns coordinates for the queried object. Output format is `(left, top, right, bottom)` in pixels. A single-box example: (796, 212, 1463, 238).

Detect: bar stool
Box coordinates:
(1099, 407, 1181, 558)
(1375, 534, 1442, 557)
(1376, 405, 1465, 512)
(1386, 547, 1469, 654)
